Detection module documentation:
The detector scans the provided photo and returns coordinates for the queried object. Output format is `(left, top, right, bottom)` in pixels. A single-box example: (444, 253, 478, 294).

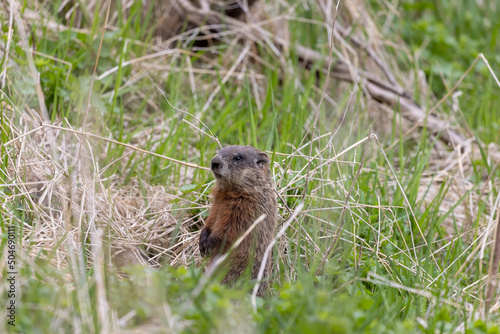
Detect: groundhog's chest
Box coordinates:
(216, 197, 262, 228)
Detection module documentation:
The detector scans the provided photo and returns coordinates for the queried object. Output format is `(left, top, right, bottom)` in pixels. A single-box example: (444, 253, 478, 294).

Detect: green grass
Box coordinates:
(1, 0, 500, 333)
(382, 0, 500, 144)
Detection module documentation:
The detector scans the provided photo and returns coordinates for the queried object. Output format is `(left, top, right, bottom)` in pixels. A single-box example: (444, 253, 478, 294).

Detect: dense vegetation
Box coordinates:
(1, 0, 499, 333)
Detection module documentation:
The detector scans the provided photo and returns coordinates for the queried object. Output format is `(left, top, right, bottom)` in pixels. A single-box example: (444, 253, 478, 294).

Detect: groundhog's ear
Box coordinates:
(256, 152, 269, 168)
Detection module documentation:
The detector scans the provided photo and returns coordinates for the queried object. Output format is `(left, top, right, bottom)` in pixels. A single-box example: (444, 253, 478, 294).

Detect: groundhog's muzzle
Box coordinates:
(211, 155, 224, 178)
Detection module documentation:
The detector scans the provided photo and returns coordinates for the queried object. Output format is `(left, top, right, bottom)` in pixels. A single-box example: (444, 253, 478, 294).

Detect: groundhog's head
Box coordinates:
(211, 145, 271, 190)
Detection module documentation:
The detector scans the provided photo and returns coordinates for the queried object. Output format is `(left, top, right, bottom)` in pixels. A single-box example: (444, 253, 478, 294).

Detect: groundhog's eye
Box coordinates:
(233, 155, 242, 161)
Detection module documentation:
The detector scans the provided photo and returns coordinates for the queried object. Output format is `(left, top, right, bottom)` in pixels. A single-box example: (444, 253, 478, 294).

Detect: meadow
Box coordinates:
(1, 0, 500, 333)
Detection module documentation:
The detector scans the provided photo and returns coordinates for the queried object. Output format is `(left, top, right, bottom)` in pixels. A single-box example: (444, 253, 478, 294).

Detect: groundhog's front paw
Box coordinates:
(199, 228, 212, 256)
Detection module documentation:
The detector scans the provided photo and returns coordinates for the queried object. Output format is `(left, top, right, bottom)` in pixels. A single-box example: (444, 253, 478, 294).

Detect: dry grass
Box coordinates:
(1, 0, 500, 331)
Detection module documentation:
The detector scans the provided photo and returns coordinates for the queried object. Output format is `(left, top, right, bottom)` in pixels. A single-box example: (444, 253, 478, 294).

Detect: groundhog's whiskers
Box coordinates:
(251, 202, 304, 312)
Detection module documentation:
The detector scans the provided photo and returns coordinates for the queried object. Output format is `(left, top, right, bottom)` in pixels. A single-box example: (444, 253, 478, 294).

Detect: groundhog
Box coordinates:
(199, 145, 277, 295)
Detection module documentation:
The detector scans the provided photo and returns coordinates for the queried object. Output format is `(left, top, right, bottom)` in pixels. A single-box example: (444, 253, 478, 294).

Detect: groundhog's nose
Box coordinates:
(211, 155, 222, 171)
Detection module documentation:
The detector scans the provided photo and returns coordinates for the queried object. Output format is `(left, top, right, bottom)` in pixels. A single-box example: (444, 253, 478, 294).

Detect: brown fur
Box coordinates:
(199, 145, 277, 295)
